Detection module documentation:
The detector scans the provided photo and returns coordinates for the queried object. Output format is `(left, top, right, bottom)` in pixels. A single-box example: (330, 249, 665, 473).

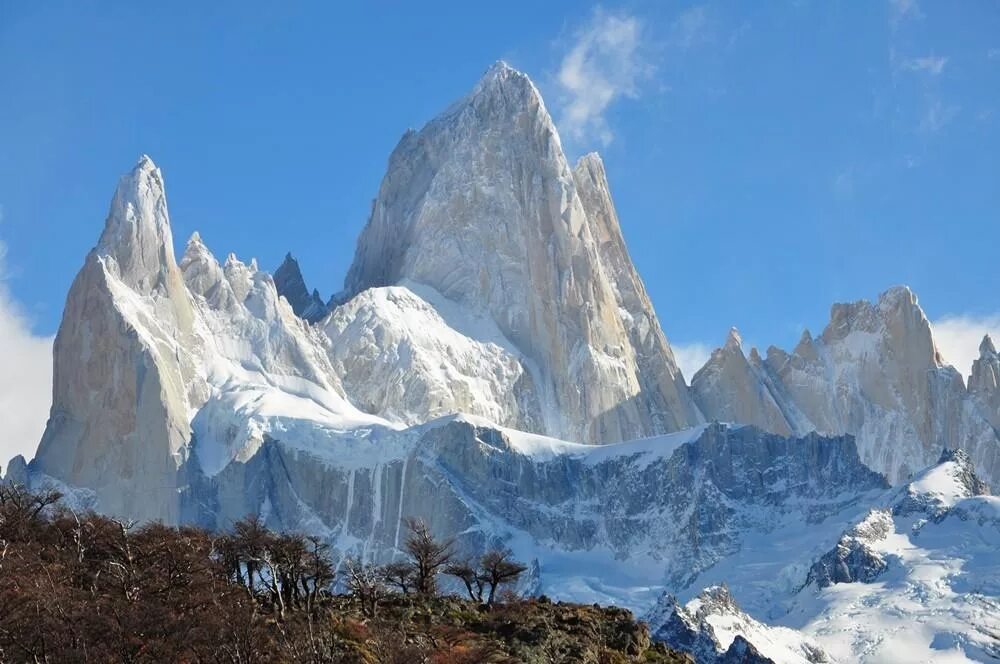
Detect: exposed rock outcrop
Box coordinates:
(969, 334, 1000, 429)
(32, 157, 201, 523)
(647, 586, 826, 664)
(342, 62, 700, 443)
(273, 252, 328, 322)
(805, 509, 892, 587)
(693, 288, 1000, 486)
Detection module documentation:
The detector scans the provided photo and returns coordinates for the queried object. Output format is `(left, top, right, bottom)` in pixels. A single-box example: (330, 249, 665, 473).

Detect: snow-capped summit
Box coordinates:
(33, 155, 199, 523)
(343, 62, 699, 443)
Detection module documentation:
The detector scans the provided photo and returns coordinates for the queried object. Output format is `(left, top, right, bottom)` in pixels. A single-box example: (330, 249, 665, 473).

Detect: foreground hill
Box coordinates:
(0, 484, 690, 663)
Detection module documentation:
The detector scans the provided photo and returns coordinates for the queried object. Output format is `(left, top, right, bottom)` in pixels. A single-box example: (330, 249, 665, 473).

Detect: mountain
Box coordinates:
(273, 253, 328, 322)
(31, 158, 368, 522)
(7, 62, 1000, 663)
(642, 447, 1000, 662)
(692, 287, 1000, 487)
(969, 334, 1000, 429)
(342, 61, 700, 443)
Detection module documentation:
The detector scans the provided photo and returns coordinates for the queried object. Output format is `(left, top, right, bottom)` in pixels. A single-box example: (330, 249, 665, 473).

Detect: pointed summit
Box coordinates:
(724, 327, 743, 351)
(980, 334, 996, 357)
(343, 63, 700, 443)
(474, 60, 537, 96)
(95, 154, 179, 294)
(273, 252, 327, 322)
(969, 333, 1000, 428)
(691, 326, 793, 436)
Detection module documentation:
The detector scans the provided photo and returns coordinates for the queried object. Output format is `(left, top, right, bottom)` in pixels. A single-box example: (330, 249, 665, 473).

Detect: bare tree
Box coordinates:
(445, 549, 526, 606)
(343, 558, 383, 617)
(444, 558, 484, 603)
(403, 518, 453, 595)
(479, 548, 527, 606)
(380, 560, 416, 595)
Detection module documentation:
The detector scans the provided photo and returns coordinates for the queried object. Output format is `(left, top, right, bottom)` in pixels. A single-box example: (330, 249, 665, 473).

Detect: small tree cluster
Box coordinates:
(445, 548, 528, 606)
(347, 518, 526, 614)
(216, 516, 334, 617)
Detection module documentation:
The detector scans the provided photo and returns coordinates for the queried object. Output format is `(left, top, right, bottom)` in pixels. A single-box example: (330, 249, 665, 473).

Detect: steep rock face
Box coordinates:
(178, 419, 886, 599)
(343, 62, 700, 443)
(32, 157, 201, 522)
(31, 157, 371, 521)
(693, 287, 1000, 485)
(571, 153, 698, 439)
(969, 335, 1000, 429)
(273, 253, 327, 322)
(692, 329, 793, 436)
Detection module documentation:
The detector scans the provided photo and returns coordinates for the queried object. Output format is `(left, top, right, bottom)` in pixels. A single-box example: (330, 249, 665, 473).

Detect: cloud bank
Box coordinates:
(0, 241, 53, 472)
(556, 9, 647, 147)
(932, 314, 1000, 380)
(672, 341, 712, 384)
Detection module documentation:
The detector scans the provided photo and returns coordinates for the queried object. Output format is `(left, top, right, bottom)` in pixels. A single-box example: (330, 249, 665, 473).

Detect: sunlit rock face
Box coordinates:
(343, 62, 701, 444)
(32, 157, 200, 523)
(693, 287, 1000, 486)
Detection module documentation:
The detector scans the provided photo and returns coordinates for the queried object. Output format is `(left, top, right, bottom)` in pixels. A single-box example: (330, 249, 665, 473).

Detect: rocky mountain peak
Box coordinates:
(981, 334, 997, 357)
(691, 329, 792, 436)
(273, 252, 327, 322)
(340, 61, 699, 443)
(95, 154, 180, 295)
(724, 327, 743, 352)
(574, 151, 607, 180)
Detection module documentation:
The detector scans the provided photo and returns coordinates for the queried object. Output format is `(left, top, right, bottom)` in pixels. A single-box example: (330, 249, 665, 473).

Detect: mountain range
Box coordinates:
(4, 62, 998, 663)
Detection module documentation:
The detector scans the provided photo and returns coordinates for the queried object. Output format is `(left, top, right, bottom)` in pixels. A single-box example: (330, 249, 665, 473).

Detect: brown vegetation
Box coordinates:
(0, 484, 689, 663)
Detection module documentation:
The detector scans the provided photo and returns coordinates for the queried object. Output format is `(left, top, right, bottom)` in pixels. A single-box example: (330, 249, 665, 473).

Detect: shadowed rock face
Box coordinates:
(273, 253, 327, 322)
(180, 421, 887, 593)
(806, 509, 892, 588)
(693, 288, 1000, 486)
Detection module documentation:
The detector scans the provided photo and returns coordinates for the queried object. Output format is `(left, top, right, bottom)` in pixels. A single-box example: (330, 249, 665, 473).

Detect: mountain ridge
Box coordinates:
(5, 61, 1000, 664)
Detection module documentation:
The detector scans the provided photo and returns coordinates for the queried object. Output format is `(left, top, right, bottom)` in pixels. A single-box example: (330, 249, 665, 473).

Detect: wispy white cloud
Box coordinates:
(889, 0, 922, 28)
(901, 55, 948, 75)
(931, 314, 1000, 380)
(670, 6, 710, 49)
(556, 8, 649, 147)
(672, 342, 713, 383)
(918, 100, 960, 132)
(0, 236, 53, 471)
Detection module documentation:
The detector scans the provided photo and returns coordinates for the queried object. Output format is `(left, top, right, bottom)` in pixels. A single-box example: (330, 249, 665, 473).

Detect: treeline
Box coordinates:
(0, 485, 687, 663)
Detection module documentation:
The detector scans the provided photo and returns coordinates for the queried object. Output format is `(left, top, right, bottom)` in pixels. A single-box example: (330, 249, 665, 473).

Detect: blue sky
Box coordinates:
(0, 1, 998, 441)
